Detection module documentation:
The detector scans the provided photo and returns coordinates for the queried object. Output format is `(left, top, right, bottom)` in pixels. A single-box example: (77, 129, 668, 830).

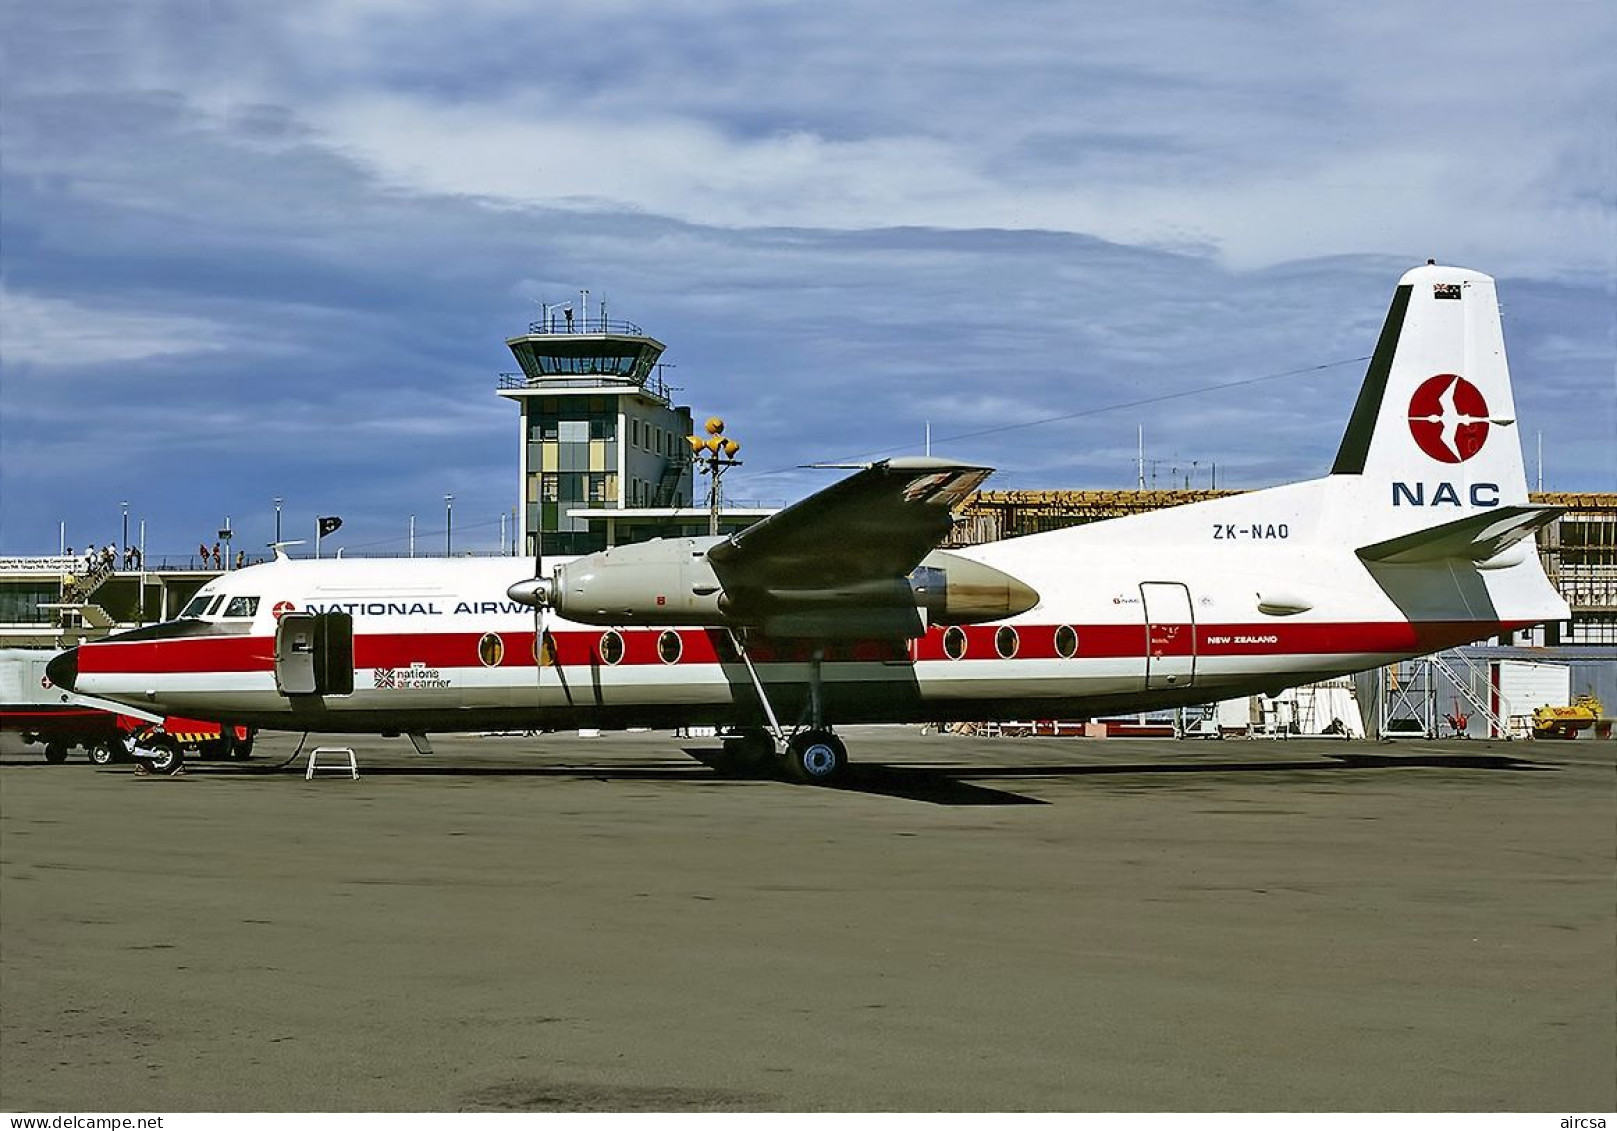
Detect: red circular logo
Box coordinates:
(272, 600, 297, 620)
(1407, 374, 1490, 464)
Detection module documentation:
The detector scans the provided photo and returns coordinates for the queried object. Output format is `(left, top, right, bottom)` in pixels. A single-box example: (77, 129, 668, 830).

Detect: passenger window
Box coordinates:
(1054, 625, 1079, 659)
(995, 625, 1019, 659)
(657, 630, 683, 664)
(224, 596, 260, 618)
(942, 626, 968, 660)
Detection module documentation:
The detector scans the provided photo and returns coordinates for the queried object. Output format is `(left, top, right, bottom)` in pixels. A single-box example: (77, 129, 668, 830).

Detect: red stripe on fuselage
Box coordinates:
(74, 619, 1527, 677)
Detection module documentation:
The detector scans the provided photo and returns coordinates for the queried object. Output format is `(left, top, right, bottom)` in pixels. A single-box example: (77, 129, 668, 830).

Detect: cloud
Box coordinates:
(259, 2, 1615, 274)
(0, 288, 231, 367)
(0, 0, 1611, 555)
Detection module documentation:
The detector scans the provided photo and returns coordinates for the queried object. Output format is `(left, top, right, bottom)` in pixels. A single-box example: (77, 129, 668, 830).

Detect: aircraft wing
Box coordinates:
(707, 458, 992, 591)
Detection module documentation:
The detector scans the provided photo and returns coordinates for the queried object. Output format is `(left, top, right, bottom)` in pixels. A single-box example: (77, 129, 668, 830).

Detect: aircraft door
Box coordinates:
(1141, 582, 1196, 691)
(275, 611, 354, 696)
(276, 612, 319, 695)
(317, 611, 355, 695)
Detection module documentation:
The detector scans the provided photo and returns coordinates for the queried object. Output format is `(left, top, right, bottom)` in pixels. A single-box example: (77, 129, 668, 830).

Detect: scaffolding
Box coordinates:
(1376, 652, 1521, 739)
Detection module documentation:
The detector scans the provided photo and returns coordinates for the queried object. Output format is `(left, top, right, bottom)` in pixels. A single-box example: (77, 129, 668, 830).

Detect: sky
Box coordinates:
(2, 0, 1614, 563)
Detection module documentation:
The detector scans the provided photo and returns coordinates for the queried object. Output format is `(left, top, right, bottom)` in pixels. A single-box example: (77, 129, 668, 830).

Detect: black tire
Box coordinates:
(715, 728, 775, 778)
(146, 737, 183, 775)
(785, 728, 847, 785)
(230, 730, 255, 760)
(88, 740, 119, 766)
(44, 742, 69, 764)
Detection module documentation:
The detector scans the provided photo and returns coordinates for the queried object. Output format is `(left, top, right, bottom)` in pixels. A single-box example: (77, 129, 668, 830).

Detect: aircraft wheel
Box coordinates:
(785, 729, 847, 785)
(715, 729, 775, 777)
(44, 742, 69, 764)
(88, 740, 119, 766)
(231, 731, 255, 760)
(145, 737, 183, 776)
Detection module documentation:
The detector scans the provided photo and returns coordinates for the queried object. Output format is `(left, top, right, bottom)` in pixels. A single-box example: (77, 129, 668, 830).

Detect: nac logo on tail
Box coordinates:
(1407, 373, 1492, 463)
(1395, 373, 1512, 508)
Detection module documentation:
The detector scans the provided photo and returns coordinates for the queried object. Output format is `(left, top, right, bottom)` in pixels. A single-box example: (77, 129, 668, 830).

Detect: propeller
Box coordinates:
(508, 530, 574, 711)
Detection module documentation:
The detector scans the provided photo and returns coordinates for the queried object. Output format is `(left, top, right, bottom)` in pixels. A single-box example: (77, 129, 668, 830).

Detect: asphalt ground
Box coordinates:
(1, 726, 1612, 1113)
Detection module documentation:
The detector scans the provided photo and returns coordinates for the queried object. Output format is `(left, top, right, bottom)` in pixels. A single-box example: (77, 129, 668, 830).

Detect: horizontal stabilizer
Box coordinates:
(1356, 505, 1563, 565)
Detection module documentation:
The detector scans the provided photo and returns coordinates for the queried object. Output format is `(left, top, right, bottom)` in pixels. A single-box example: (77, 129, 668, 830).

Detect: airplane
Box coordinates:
(47, 263, 1569, 783)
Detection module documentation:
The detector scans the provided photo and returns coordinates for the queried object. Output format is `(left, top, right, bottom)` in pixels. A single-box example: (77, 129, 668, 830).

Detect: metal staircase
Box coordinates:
(1377, 651, 1516, 739)
(66, 560, 114, 603)
(1429, 650, 1514, 738)
(651, 457, 687, 508)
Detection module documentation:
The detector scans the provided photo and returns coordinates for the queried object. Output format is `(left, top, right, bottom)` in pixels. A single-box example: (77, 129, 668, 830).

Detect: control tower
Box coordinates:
(497, 299, 697, 556)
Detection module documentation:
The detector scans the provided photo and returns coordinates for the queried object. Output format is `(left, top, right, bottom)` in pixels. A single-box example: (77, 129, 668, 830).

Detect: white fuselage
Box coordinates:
(67, 474, 1564, 733)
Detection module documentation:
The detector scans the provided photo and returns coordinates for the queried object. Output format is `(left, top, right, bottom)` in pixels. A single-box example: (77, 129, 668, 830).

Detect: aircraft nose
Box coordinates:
(46, 646, 79, 693)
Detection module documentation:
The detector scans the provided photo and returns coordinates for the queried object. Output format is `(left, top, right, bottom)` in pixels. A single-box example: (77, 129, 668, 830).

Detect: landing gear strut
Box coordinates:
(726, 631, 849, 786)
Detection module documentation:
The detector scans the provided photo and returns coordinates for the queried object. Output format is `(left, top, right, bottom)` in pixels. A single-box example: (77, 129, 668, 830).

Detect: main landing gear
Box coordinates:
(783, 728, 848, 785)
(719, 725, 849, 785)
(723, 632, 850, 786)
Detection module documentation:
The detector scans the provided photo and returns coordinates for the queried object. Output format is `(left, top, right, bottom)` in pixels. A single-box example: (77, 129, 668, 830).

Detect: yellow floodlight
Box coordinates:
(722, 438, 740, 457)
(705, 416, 725, 435)
(686, 435, 705, 453)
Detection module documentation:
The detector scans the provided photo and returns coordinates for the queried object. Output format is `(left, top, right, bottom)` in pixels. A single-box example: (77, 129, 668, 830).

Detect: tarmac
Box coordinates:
(1, 726, 1612, 1113)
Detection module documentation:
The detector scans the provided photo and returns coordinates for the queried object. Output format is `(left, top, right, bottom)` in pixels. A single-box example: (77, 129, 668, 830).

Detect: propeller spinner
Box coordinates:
(507, 574, 555, 608)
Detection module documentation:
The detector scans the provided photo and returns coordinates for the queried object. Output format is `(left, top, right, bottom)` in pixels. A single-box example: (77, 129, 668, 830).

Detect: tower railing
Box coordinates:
(524, 316, 645, 336)
(498, 371, 679, 403)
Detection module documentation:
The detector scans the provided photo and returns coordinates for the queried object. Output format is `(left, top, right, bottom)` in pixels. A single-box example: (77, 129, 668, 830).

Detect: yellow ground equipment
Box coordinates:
(1531, 694, 1605, 739)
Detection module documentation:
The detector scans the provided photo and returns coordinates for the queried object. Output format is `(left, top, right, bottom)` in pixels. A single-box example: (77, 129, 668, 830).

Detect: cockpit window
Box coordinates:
(205, 594, 227, 616)
(180, 593, 214, 618)
(223, 596, 259, 618)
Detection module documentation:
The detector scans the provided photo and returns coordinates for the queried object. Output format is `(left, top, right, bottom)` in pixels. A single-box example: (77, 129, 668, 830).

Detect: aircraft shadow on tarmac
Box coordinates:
(831, 750, 1552, 805)
(129, 745, 1555, 807)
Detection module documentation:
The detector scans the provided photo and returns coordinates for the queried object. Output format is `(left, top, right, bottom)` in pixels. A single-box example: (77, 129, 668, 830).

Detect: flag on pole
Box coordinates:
(318, 516, 343, 537)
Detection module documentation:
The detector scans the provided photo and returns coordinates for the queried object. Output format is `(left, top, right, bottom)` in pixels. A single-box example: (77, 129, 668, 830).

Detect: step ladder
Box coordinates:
(306, 746, 359, 780)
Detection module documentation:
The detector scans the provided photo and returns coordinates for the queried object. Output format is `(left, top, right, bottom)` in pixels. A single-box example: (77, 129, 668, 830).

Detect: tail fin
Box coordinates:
(1330, 263, 1529, 510)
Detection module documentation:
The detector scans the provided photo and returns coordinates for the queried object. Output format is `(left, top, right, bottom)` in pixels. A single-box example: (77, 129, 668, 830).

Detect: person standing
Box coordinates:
(211, 542, 222, 570)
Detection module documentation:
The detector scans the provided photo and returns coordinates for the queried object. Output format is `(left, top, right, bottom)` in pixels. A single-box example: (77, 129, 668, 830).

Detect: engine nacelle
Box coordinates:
(508, 539, 1039, 636)
(547, 537, 730, 625)
(912, 550, 1040, 624)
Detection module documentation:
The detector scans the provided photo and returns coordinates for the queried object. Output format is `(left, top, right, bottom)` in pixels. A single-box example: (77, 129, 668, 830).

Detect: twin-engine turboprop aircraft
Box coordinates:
(48, 264, 1569, 782)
